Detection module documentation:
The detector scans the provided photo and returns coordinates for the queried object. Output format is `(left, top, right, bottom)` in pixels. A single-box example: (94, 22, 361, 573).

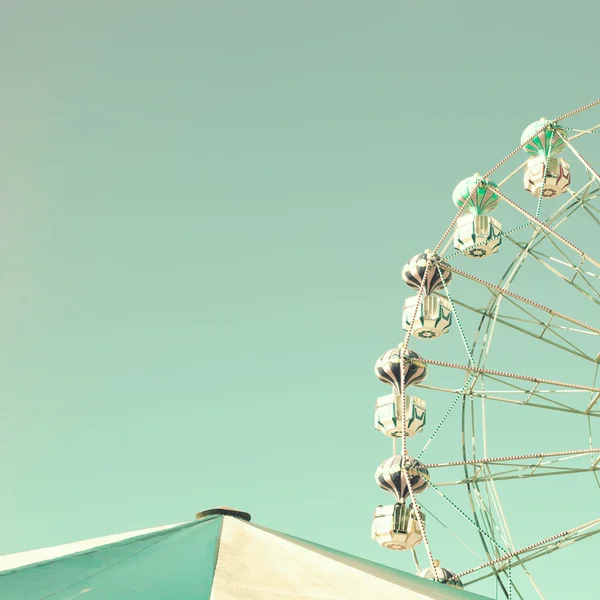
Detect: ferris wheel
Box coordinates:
(371, 100, 600, 599)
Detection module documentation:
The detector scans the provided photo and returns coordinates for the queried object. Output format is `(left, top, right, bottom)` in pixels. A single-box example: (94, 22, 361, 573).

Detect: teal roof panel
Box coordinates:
(0, 516, 223, 600)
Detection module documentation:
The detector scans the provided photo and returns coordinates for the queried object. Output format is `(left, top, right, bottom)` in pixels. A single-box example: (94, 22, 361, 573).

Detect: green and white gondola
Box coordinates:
(452, 174, 502, 259)
(521, 118, 571, 199)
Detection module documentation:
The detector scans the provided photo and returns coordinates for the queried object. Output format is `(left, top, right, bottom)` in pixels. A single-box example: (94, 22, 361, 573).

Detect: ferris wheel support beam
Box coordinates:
(456, 518, 600, 586)
(534, 253, 600, 287)
(504, 238, 600, 306)
(443, 266, 600, 336)
(585, 392, 600, 414)
(411, 356, 600, 393)
(427, 462, 600, 487)
(405, 477, 438, 580)
(424, 448, 600, 469)
(444, 295, 597, 363)
(425, 448, 600, 486)
(559, 134, 600, 189)
(415, 381, 600, 416)
(436, 467, 600, 486)
(494, 188, 600, 271)
(510, 180, 600, 259)
(499, 183, 600, 294)
(528, 225, 600, 298)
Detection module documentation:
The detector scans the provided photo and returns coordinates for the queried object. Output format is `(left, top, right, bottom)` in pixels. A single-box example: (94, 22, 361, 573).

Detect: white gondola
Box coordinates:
(524, 155, 570, 199)
(402, 294, 452, 339)
(454, 213, 501, 258)
(371, 503, 424, 551)
(375, 393, 426, 438)
(419, 560, 464, 588)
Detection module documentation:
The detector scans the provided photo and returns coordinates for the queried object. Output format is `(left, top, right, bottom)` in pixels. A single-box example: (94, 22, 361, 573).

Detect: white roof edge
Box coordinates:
(0, 521, 187, 573)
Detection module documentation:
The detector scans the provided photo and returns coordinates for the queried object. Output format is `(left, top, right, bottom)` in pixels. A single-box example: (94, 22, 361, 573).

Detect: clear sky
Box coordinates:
(1, 2, 599, 599)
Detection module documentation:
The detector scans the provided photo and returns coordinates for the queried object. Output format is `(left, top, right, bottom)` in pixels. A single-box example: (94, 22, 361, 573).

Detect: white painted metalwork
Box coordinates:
(372, 101, 600, 599)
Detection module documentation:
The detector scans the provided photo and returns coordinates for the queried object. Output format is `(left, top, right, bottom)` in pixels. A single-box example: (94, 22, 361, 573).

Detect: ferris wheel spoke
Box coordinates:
(560, 135, 600, 189)
(517, 565, 547, 600)
(508, 186, 600, 282)
(500, 238, 600, 305)
(445, 265, 600, 335)
(460, 401, 517, 598)
(585, 394, 600, 414)
(497, 294, 598, 344)
(418, 501, 484, 560)
(405, 477, 438, 579)
(467, 187, 596, 373)
(564, 124, 600, 137)
(416, 377, 600, 415)
(524, 183, 600, 254)
(469, 372, 597, 413)
(527, 248, 600, 302)
(426, 479, 510, 556)
(444, 295, 597, 363)
(523, 246, 600, 285)
(488, 310, 596, 361)
(425, 448, 600, 468)
(435, 464, 600, 486)
(495, 188, 600, 270)
(440, 266, 600, 363)
(412, 357, 599, 393)
(529, 225, 600, 298)
(533, 225, 600, 289)
(478, 466, 517, 552)
(476, 496, 504, 554)
(581, 197, 600, 217)
(469, 474, 533, 598)
(475, 390, 592, 415)
(505, 239, 600, 307)
(425, 448, 600, 486)
(581, 203, 600, 228)
(459, 519, 600, 587)
(425, 478, 523, 597)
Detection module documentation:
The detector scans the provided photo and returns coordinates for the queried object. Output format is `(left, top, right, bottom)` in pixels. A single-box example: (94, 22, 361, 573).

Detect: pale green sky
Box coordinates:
(1, 1, 599, 598)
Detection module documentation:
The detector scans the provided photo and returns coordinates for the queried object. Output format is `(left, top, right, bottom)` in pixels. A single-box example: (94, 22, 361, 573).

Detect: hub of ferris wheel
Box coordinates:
(370, 117, 576, 590)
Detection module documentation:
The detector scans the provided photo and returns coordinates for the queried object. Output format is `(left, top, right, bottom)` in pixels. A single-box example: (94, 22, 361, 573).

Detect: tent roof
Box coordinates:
(0, 511, 492, 599)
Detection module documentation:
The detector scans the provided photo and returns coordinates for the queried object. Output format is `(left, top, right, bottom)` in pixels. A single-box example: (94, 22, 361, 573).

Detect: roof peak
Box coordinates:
(195, 506, 251, 522)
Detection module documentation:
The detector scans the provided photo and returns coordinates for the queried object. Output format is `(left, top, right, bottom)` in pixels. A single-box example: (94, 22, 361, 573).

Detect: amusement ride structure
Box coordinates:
(371, 100, 600, 599)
